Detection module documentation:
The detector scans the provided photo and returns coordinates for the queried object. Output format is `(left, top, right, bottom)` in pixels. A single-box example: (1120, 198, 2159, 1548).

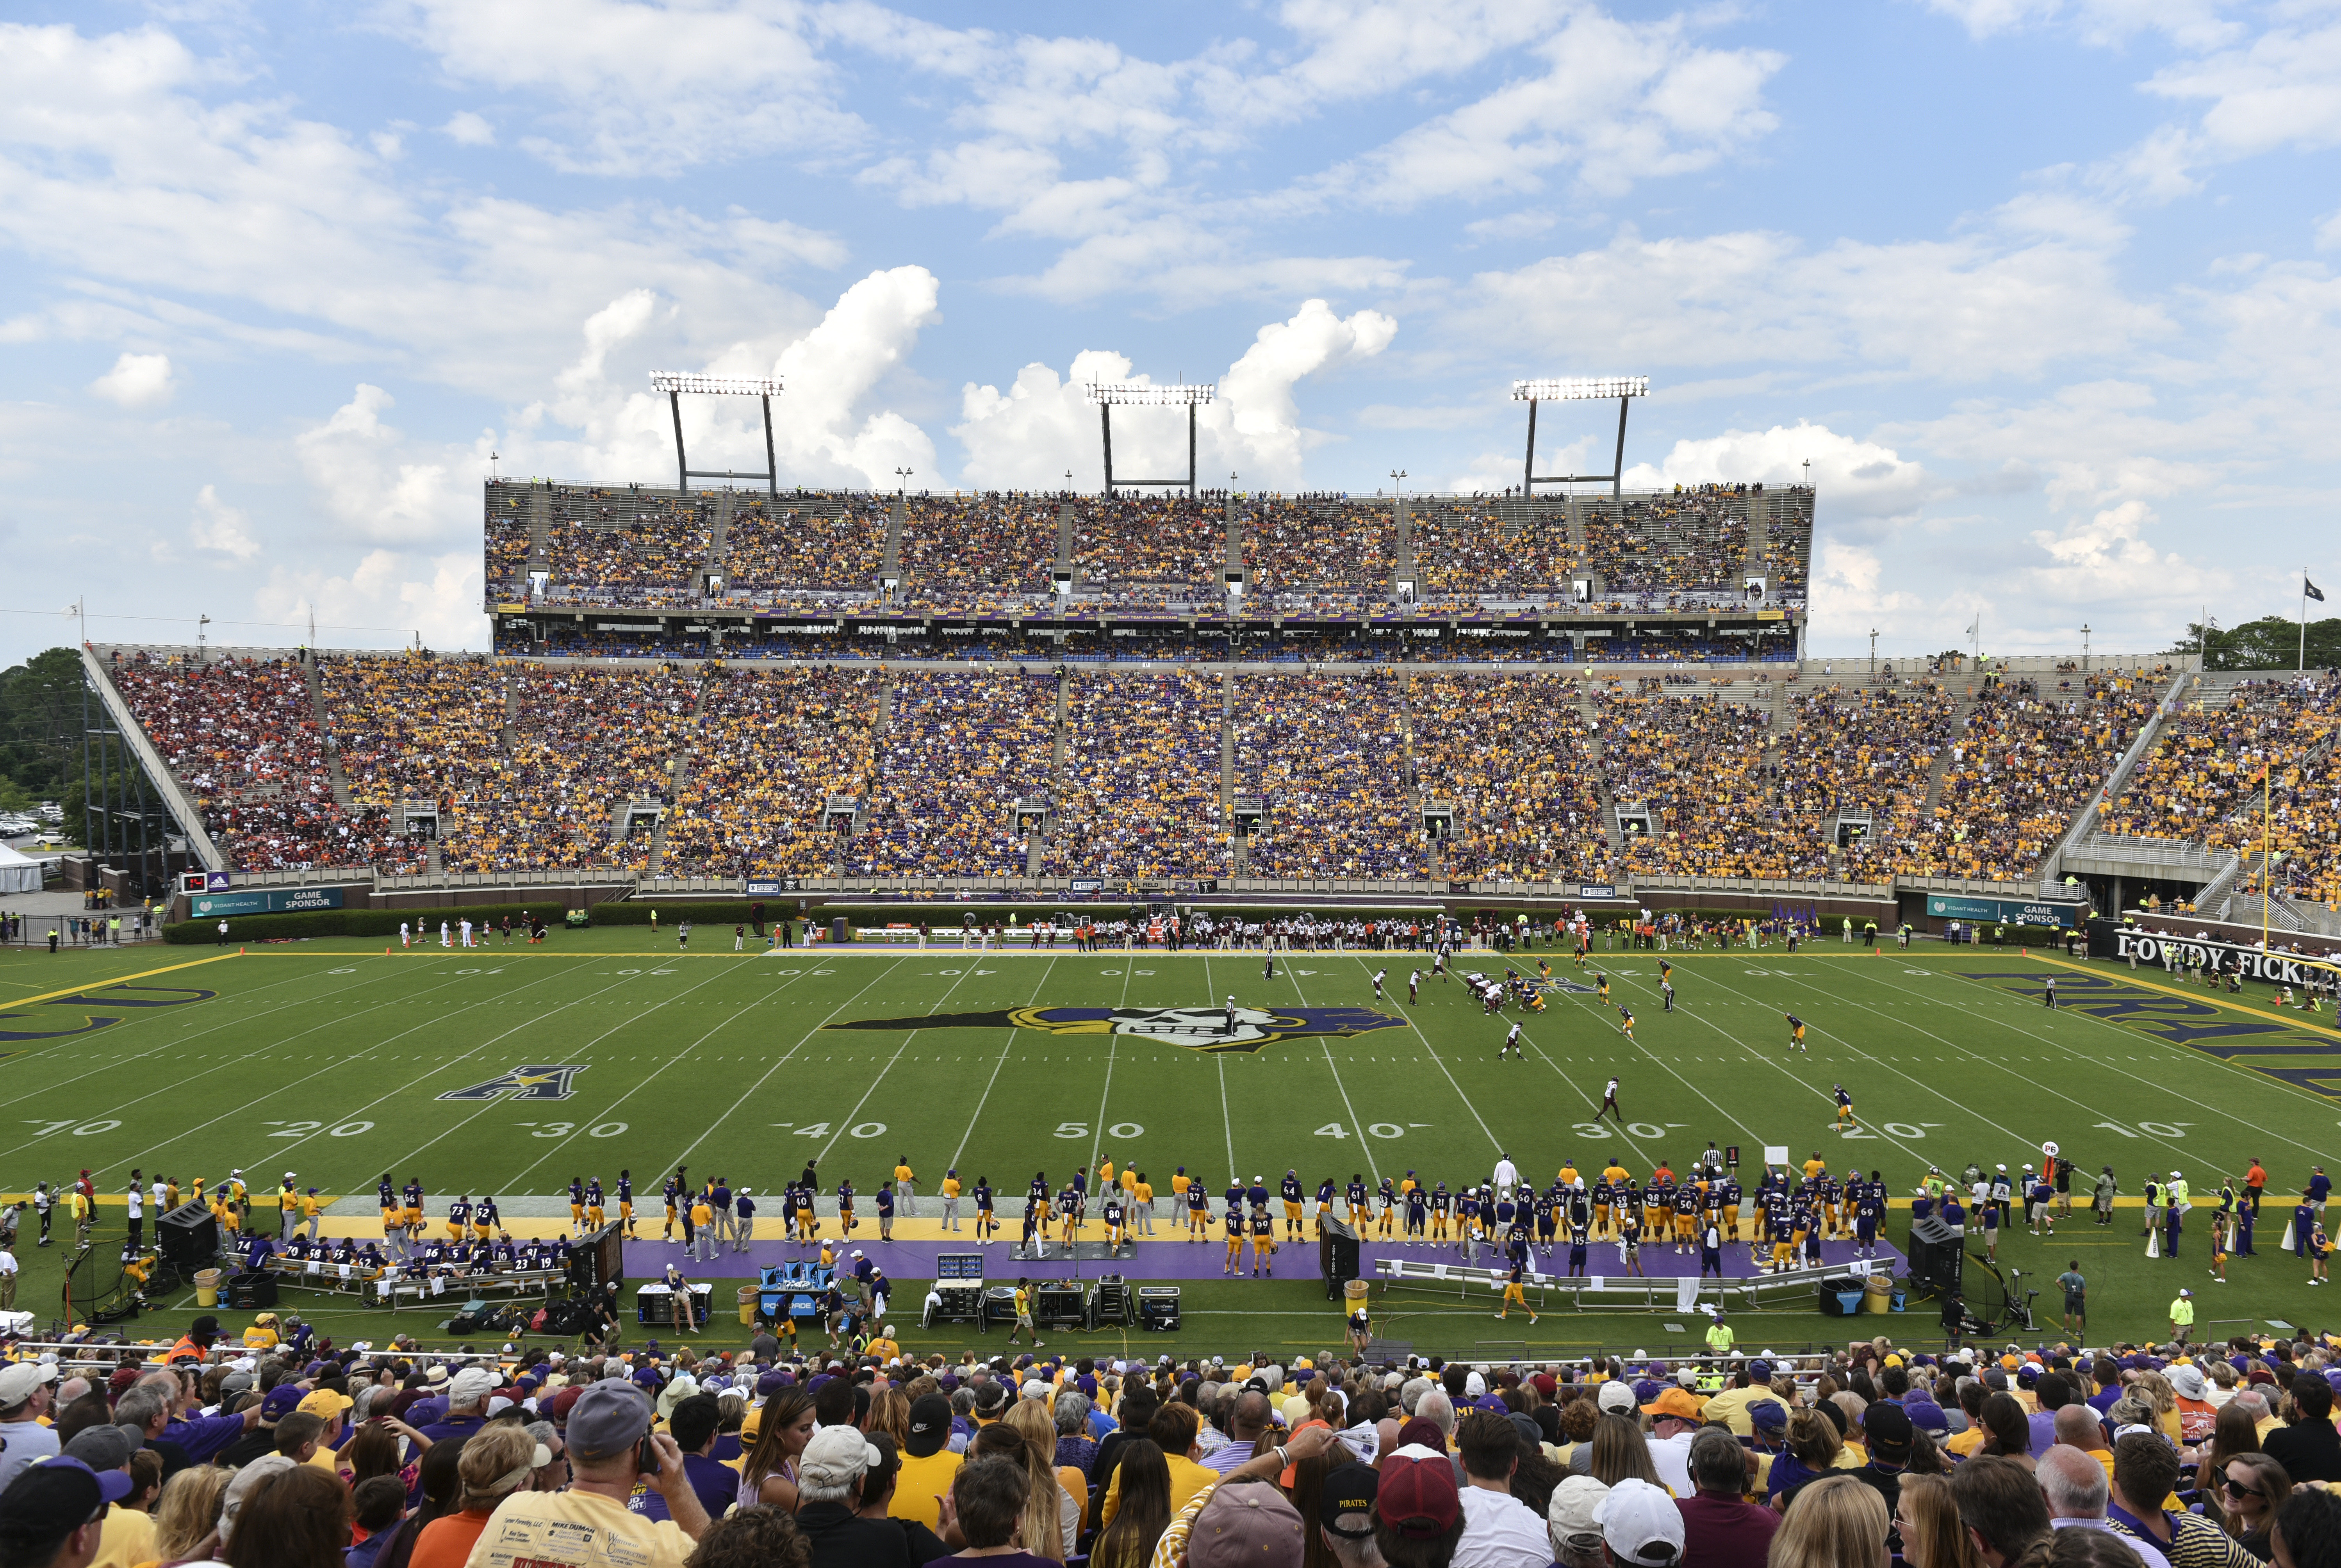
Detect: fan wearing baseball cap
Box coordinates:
(0, 1456, 132, 1568)
(0, 1361, 63, 1494)
(891, 1393, 964, 1532)
(462, 1380, 710, 1567)
(1376, 1442, 1464, 1568)
(1319, 1461, 1381, 1568)
(1593, 1477, 1685, 1567)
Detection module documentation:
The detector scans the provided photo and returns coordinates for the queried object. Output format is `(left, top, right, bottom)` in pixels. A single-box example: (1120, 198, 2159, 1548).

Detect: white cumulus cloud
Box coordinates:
(296, 385, 466, 547)
(189, 484, 259, 559)
(952, 299, 1396, 491)
(89, 351, 174, 408)
(1624, 422, 1936, 524)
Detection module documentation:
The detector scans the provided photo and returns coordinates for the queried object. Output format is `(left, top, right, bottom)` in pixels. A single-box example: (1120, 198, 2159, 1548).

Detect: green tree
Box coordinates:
(0, 647, 87, 805)
(2167, 617, 2341, 672)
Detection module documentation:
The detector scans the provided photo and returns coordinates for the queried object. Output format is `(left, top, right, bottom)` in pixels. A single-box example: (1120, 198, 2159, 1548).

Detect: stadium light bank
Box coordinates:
(649, 371, 785, 497)
(1512, 375, 1649, 511)
(1083, 381, 1216, 499)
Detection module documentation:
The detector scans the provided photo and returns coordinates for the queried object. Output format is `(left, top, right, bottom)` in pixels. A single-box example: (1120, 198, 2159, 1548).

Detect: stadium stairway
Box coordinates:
(1577, 682, 1629, 872)
(1027, 677, 1069, 877)
(1740, 499, 1769, 583)
(78, 645, 226, 872)
(304, 660, 358, 811)
(1218, 673, 1248, 877)
(1918, 677, 1982, 820)
(2034, 664, 2194, 894)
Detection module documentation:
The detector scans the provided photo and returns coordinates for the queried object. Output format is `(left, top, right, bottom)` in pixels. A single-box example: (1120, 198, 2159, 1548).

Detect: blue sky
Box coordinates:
(3, 0, 2338, 662)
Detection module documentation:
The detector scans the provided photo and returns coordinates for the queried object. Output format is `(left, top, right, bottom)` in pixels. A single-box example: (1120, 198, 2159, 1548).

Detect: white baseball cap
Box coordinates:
(1595, 1478, 1686, 1566)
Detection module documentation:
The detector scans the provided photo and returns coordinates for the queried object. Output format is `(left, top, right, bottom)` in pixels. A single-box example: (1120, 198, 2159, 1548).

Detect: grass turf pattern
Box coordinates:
(3, 932, 2336, 1354)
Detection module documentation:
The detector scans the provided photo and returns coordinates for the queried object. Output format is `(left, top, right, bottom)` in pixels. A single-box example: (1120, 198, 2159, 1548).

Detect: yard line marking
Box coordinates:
(1553, 971, 1762, 1155)
(1085, 954, 1139, 1179)
(814, 960, 988, 1169)
(101, 962, 581, 1180)
(1202, 953, 1237, 1174)
(494, 963, 829, 1191)
(662, 959, 916, 1177)
(1349, 960, 1502, 1159)
(1871, 960, 2334, 1164)
(948, 956, 1061, 1172)
(1217, 1057, 1237, 1176)
(366, 967, 737, 1179)
(0, 959, 404, 1117)
(805, 950, 997, 1175)
(1692, 966, 2034, 1162)
(1598, 968, 1927, 1169)
(1282, 962, 1380, 1185)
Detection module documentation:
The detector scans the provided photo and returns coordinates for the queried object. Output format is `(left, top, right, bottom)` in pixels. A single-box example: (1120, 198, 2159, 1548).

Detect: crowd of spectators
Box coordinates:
(1775, 683, 1958, 882)
(320, 656, 701, 874)
(1234, 674, 1419, 877)
(715, 497, 887, 592)
(319, 654, 511, 873)
(1409, 674, 1612, 882)
(901, 495, 1058, 601)
(483, 506, 534, 598)
(861, 673, 1059, 877)
(20, 1302, 2341, 1568)
(1239, 499, 1394, 592)
(664, 667, 881, 879)
(1410, 499, 1578, 597)
(2100, 674, 2341, 904)
(1043, 672, 1230, 880)
(1920, 674, 2159, 882)
(111, 652, 401, 872)
(1595, 690, 1794, 878)
(1070, 495, 1224, 590)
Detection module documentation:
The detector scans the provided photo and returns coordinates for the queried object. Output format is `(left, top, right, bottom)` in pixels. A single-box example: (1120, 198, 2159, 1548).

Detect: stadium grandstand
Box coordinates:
(88, 470, 2341, 950)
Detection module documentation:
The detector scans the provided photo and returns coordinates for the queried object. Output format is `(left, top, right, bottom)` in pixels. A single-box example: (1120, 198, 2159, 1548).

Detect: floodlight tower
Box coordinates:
(1511, 376, 1650, 513)
(1083, 381, 1216, 497)
(648, 372, 785, 497)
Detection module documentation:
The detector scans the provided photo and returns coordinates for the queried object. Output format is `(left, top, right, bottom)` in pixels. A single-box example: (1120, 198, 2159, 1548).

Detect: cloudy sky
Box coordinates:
(3, 0, 2338, 663)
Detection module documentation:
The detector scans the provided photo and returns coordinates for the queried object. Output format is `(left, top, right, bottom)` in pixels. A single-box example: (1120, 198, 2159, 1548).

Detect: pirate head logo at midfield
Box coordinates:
(826, 1004, 1405, 1054)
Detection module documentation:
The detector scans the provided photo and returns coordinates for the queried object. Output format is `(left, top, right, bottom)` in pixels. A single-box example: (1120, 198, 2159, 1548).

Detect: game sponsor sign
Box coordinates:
(191, 886, 345, 917)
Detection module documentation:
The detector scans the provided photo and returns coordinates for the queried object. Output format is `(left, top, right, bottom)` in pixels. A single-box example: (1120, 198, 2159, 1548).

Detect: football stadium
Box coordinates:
(14, 456, 2341, 1366)
(10, 9, 2341, 1564)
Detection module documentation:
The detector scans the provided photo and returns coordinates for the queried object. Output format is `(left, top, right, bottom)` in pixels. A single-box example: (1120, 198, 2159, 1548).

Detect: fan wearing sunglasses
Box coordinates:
(2218, 1455, 2290, 1560)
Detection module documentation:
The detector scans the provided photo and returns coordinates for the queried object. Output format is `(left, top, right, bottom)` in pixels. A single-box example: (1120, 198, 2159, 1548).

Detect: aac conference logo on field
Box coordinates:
(827, 1004, 1407, 1054)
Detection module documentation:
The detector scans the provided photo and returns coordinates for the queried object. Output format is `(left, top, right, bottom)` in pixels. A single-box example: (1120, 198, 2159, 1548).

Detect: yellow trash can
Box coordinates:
(1342, 1278, 1369, 1318)
(1861, 1275, 1893, 1315)
(738, 1285, 760, 1327)
(194, 1269, 221, 1309)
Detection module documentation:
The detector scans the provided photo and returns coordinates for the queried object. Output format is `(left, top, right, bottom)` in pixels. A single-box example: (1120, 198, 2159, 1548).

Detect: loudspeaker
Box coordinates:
(157, 1201, 218, 1271)
(569, 1222, 623, 1291)
(226, 1272, 277, 1309)
(1320, 1235, 1360, 1299)
(1904, 1217, 1965, 1297)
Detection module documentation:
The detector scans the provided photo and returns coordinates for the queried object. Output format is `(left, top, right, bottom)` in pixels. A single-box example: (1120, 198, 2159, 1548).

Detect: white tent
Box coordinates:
(0, 843, 43, 894)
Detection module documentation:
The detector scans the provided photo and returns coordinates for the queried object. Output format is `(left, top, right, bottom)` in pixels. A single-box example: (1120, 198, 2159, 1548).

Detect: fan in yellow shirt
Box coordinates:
(1102, 1406, 1215, 1527)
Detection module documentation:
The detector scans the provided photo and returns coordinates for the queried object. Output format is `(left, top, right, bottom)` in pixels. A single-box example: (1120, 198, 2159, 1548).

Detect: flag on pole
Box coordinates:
(2309, 577, 2327, 603)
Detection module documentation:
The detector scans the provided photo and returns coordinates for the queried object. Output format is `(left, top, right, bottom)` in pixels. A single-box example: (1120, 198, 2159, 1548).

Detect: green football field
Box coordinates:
(4, 930, 2336, 1358)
